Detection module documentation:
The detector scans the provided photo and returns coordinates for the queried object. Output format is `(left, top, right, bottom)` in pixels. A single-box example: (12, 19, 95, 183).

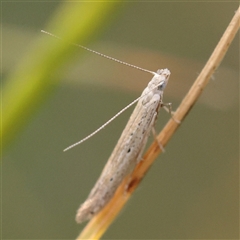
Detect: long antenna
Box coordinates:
(63, 94, 144, 151)
(40, 30, 163, 151)
(41, 30, 155, 76)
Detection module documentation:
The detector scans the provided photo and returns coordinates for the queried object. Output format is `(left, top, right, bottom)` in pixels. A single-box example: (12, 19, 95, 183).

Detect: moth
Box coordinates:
(41, 30, 171, 223)
(75, 69, 170, 223)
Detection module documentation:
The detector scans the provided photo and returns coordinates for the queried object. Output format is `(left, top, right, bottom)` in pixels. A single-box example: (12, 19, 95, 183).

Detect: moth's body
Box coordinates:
(76, 69, 170, 223)
(40, 31, 171, 225)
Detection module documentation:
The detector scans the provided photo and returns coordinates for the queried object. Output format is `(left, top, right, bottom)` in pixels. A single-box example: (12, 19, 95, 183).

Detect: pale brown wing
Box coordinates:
(76, 94, 161, 223)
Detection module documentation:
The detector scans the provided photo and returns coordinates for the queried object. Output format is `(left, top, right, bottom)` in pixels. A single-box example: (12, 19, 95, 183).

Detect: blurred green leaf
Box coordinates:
(2, 2, 125, 152)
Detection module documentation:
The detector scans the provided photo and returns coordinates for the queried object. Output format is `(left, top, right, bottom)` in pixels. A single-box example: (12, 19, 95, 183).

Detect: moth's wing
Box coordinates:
(76, 94, 161, 223)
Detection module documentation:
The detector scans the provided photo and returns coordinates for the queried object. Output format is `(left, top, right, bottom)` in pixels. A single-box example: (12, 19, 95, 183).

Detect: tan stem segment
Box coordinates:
(77, 7, 240, 240)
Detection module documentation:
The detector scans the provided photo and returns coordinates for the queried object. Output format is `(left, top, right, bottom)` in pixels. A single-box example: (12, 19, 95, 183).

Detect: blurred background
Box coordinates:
(2, 2, 239, 239)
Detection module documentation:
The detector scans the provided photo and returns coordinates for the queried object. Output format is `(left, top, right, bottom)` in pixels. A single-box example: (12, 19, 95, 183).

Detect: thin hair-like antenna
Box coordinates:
(63, 94, 142, 151)
(41, 30, 155, 76)
(40, 30, 164, 152)
(63, 76, 167, 152)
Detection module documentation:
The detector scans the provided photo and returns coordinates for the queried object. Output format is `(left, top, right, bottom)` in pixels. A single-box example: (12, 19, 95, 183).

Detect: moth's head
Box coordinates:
(154, 68, 171, 91)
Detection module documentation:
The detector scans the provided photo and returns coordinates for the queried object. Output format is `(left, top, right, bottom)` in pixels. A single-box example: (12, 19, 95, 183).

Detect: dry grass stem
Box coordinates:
(77, 7, 240, 240)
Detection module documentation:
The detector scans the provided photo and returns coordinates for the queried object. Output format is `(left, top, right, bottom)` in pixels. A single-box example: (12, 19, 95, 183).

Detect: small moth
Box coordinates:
(41, 30, 171, 223)
(75, 69, 170, 223)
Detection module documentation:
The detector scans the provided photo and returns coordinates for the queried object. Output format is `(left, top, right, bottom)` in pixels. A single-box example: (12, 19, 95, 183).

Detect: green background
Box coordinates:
(2, 2, 239, 239)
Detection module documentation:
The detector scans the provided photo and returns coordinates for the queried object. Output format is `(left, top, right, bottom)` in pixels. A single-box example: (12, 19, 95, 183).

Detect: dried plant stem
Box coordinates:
(77, 7, 240, 240)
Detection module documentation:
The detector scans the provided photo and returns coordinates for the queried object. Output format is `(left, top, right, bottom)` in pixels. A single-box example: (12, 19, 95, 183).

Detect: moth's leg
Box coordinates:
(161, 102, 172, 115)
(151, 127, 165, 153)
(161, 102, 181, 124)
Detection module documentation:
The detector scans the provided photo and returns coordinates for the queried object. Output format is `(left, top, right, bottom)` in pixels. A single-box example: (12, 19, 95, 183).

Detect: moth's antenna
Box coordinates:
(62, 72, 170, 152)
(63, 94, 142, 151)
(41, 30, 155, 76)
(40, 30, 167, 152)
